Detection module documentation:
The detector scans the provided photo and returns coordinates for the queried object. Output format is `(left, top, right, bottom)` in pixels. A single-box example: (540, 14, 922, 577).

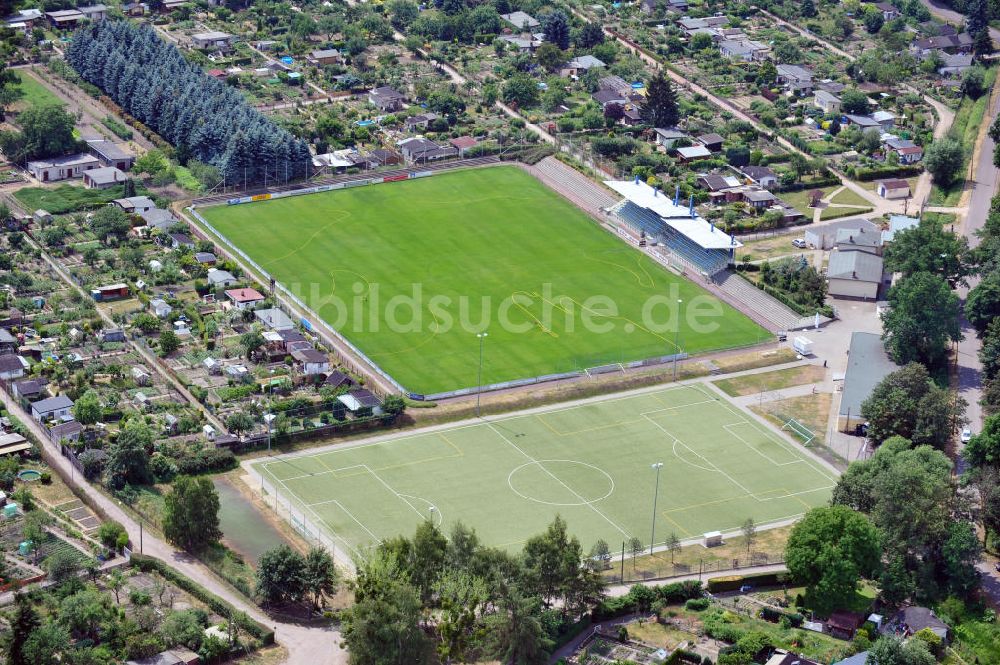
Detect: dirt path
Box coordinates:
(18, 64, 154, 155)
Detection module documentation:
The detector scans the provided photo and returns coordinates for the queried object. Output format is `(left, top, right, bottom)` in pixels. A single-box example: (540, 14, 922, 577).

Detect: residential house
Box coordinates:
(719, 39, 769, 62)
(827, 249, 884, 299)
(308, 49, 341, 65)
(619, 104, 643, 126)
(397, 137, 458, 163)
(161, 0, 188, 10)
(890, 607, 949, 643)
(254, 307, 295, 331)
(324, 370, 355, 390)
(11, 378, 47, 401)
(696, 133, 725, 152)
(654, 128, 687, 149)
(225, 288, 265, 310)
(910, 33, 973, 57)
(100, 328, 126, 343)
(87, 140, 135, 170)
(404, 113, 439, 131)
(449, 136, 478, 156)
(150, 298, 173, 319)
(0, 432, 30, 456)
(112, 195, 156, 214)
(79, 4, 108, 20)
(738, 165, 778, 188)
(83, 166, 127, 190)
(500, 10, 539, 30)
(677, 16, 729, 35)
(48, 420, 83, 444)
(140, 208, 177, 232)
(742, 189, 777, 210)
(498, 34, 541, 53)
(206, 269, 237, 288)
(45, 8, 84, 28)
(592, 88, 628, 109)
(90, 283, 130, 301)
(675, 145, 712, 162)
(872, 110, 895, 129)
(825, 611, 865, 640)
(3, 8, 43, 30)
(938, 53, 974, 76)
(337, 388, 382, 417)
(0, 328, 17, 353)
(194, 252, 217, 266)
(559, 55, 606, 77)
(835, 227, 882, 254)
(832, 654, 869, 665)
(598, 75, 633, 96)
(667, 0, 689, 10)
(367, 149, 402, 167)
(123, 2, 147, 16)
(843, 114, 881, 131)
(168, 233, 195, 249)
(876, 178, 911, 199)
(191, 31, 233, 51)
(883, 137, 923, 164)
(804, 216, 879, 249)
(814, 90, 842, 114)
(368, 86, 406, 112)
(30, 395, 74, 423)
(291, 347, 331, 376)
(0, 354, 28, 381)
(27, 154, 100, 182)
(874, 2, 901, 20)
(881, 214, 920, 243)
(775, 64, 813, 95)
(639, 0, 658, 13)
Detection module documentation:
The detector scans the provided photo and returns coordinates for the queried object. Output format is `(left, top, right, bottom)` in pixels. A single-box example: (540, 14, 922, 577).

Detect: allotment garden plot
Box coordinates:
(253, 384, 837, 559)
(201, 167, 766, 395)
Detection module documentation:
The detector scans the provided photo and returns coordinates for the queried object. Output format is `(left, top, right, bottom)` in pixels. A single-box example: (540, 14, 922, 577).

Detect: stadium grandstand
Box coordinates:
(605, 178, 739, 276)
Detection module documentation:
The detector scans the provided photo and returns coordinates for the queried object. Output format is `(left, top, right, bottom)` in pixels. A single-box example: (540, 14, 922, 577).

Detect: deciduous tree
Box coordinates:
(162, 475, 221, 553)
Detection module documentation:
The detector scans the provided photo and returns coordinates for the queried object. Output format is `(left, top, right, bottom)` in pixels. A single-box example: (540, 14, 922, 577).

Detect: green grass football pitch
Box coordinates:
(253, 384, 836, 560)
(201, 167, 766, 395)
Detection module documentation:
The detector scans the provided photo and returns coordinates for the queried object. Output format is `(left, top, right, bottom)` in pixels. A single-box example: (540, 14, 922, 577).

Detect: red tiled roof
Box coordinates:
(225, 288, 265, 302)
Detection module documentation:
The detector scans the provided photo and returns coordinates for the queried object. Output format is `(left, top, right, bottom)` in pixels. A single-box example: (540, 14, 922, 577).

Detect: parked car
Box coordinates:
(791, 238, 807, 248)
(961, 427, 973, 443)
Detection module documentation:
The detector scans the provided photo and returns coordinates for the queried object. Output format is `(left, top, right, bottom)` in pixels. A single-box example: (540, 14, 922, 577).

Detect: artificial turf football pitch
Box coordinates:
(202, 166, 766, 395)
(253, 384, 837, 560)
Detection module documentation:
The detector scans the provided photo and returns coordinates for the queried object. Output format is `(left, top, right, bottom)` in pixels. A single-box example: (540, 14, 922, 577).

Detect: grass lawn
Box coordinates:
(202, 167, 766, 395)
(254, 384, 836, 560)
(712, 365, 825, 397)
(11, 70, 63, 111)
(931, 66, 997, 206)
(778, 187, 836, 212)
(923, 211, 958, 227)
(750, 392, 832, 447)
(14, 184, 134, 214)
(827, 187, 872, 208)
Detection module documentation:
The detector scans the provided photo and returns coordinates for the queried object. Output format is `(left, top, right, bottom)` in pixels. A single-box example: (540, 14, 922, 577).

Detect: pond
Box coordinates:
(17, 470, 41, 482)
(213, 477, 287, 566)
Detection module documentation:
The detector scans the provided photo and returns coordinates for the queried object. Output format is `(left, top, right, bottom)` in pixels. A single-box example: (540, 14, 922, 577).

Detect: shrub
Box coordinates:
(685, 597, 711, 611)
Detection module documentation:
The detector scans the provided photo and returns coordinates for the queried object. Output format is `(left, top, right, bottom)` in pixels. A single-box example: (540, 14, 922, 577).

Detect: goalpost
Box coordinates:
(782, 417, 816, 446)
(583, 363, 626, 378)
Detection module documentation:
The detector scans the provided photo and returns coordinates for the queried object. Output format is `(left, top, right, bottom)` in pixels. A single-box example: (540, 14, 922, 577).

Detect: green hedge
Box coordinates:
(706, 571, 791, 593)
(130, 553, 275, 647)
(846, 164, 923, 182)
(759, 606, 804, 626)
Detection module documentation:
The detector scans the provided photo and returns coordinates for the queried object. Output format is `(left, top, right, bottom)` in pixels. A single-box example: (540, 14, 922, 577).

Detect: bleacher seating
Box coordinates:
(611, 201, 730, 275)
